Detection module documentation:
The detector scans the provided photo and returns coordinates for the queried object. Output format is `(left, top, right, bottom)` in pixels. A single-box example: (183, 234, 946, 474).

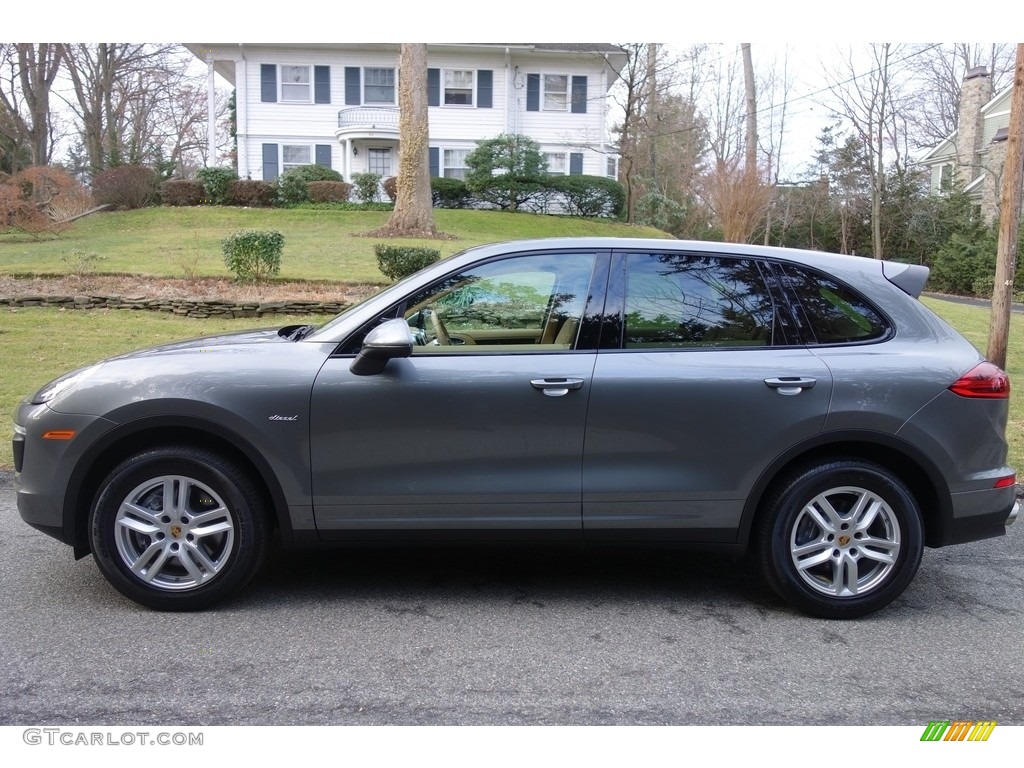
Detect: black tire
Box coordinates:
(756, 459, 923, 619)
(89, 446, 269, 611)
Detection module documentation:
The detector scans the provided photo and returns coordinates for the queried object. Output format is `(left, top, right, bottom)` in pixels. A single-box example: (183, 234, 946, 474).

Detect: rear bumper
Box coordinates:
(945, 488, 1020, 545)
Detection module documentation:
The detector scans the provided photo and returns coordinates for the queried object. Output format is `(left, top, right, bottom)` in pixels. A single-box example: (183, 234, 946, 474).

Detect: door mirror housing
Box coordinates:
(349, 318, 413, 376)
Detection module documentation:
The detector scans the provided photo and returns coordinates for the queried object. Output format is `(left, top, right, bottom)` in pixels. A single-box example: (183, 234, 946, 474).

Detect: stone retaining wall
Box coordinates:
(0, 294, 347, 318)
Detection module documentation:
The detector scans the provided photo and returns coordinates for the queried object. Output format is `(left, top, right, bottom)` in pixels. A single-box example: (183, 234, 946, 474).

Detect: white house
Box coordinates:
(920, 66, 1014, 221)
(184, 43, 627, 187)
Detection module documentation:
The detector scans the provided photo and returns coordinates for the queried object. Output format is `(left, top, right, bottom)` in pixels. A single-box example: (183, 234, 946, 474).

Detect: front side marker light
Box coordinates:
(41, 430, 77, 440)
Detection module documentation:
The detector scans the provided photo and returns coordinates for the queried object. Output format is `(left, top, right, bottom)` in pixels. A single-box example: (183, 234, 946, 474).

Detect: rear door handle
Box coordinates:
(764, 377, 817, 396)
(531, 378, 585, 397)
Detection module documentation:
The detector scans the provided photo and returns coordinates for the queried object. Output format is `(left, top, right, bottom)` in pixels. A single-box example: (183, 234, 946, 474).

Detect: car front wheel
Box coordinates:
(89, 446, 269, 611)
(757, 459, 923, 619)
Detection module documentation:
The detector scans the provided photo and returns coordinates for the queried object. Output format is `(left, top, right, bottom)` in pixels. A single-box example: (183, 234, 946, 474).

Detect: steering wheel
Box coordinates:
(428, 308, 451, 345)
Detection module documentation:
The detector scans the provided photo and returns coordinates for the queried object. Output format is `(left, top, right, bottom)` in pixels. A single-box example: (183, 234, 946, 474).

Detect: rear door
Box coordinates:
(582, 249, 834, 541)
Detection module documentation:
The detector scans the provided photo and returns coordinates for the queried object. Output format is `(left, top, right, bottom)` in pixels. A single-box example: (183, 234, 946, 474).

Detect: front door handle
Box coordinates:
(531, 378, 585, 397)
(764, 377, 817, 396)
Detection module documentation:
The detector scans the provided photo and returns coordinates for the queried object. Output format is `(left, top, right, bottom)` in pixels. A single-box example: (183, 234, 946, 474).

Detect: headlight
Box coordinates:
(29, 364, 101, 405)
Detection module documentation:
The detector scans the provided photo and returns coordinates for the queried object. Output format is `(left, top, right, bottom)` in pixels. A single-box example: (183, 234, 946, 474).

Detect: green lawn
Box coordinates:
(1, 298, 1020, 476)
(0, 207, 670, 283)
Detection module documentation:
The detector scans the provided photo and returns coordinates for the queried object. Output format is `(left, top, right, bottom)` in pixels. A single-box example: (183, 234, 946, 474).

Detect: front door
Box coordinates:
(309, 249, 601, 538)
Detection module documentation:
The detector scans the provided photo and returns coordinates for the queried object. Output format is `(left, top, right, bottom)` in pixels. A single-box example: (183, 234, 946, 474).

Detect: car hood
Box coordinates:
(107, 327, 289, 360)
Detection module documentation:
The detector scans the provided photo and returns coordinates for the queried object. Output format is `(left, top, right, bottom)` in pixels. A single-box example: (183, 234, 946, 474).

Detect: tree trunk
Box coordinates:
(741, 43, 757, 178)
(987, 43, 1024, 369)
(375, 44, 437, 237)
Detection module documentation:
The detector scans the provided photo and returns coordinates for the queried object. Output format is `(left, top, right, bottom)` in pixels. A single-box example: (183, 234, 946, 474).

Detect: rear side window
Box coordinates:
(623, 252, 777, 348)
(779, 264, 889, 344)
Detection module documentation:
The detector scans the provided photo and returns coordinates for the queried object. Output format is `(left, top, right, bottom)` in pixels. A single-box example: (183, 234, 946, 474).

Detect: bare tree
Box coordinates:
(904, 43, 1017, 149)
(610, 43, 691, 222)
(0, 44, 64, 170)
(824, 44, 909, 259)
(60, 43, 181, 177)
(698, 44, 771, 243)
(367, 44, 439, 238)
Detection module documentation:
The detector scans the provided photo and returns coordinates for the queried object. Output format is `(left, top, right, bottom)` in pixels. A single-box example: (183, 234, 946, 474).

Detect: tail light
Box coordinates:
(949, 362, 1011, 399)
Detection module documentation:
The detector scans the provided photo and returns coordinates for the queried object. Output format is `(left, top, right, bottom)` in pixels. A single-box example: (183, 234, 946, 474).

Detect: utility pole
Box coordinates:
(987, 43, 1024, 369)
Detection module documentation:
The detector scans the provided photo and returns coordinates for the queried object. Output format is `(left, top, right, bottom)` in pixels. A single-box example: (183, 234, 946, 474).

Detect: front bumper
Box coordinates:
(14, 402, 116, 546)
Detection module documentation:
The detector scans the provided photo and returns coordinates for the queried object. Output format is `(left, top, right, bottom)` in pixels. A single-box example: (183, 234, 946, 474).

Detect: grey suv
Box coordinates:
(14, 238, 1019, 617)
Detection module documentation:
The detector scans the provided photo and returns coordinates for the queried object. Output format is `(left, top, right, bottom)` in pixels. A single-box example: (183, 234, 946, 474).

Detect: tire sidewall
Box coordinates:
(762, 461, 924, 619)
(89, 447, 266, 611)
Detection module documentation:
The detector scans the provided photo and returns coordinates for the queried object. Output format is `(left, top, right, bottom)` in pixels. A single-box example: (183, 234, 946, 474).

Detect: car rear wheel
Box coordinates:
(757, 459, 923, 619)
(89, 446, 269, 611)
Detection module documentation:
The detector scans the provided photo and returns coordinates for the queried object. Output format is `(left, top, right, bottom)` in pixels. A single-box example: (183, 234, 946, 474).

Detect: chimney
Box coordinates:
(955, 66, 993, 185)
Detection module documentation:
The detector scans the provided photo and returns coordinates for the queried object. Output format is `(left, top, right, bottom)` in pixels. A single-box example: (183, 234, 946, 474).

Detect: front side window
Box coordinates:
(543, 74, 568, 110)
(402, 252, 596, 352)
(443, 149, 469, 180)
(778, 264, 889, 344)
(281, 65, 311, 101)
(282, 144, 311, 172)
(444, 69, 474, 105)
(623, 252, 776, 348)
(364, 68, 395, 104)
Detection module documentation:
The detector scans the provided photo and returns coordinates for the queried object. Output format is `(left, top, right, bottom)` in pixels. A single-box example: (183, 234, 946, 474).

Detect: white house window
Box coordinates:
(940, 163, 953, 192)
(607, 157, 618, 179)
(444, 70, 474, 105)
(543, 75, 569, 111)
(544, 152, 567, 175)
(368, 147, 392, 177)
(443, 149, 470, 179)
(281, 65, 311, 102)
(282, 145, 311, 172)
(364, 68, 395, 104)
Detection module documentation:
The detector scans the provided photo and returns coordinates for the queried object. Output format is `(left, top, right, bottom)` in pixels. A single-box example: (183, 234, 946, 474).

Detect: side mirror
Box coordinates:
(350, 318, 414, 376)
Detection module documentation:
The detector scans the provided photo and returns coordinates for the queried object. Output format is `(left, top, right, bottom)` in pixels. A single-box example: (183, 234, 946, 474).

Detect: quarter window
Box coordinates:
(778, 265, 888, 344)
(444, 69, 474, 105)
(623, 253, 776, 348)
(364, 68, 395, 104)
(280, 65, 311, 101)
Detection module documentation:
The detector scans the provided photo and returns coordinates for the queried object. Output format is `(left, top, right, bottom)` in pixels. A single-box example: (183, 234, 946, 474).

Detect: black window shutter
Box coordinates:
(571, 76, 587, 113)
(477, 70, 492, 108)
(526, 74, 540, 111)
(315, 144, 332, 168)
(314, 66, 330, 104)
(345, 67, 361, 105)
(261, 64, 277, 103)
(262, 143, 279, 180)
(429, 147, 439, 178)
(427, 68, 440, 107)
(569, 153, 583, 175)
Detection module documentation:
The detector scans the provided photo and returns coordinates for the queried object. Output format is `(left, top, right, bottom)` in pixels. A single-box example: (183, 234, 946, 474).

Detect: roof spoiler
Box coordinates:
(882, 261, 929, 299)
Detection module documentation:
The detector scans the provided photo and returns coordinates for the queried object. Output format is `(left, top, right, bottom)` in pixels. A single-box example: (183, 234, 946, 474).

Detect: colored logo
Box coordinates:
(920, 720, 997, 742)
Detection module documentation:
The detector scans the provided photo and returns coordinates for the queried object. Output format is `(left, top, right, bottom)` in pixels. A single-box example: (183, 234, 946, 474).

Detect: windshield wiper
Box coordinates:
(282, 324, 316, 341)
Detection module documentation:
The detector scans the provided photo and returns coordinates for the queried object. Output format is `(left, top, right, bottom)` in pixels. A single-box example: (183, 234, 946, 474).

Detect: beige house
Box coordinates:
(921, 66, 1013, 221)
